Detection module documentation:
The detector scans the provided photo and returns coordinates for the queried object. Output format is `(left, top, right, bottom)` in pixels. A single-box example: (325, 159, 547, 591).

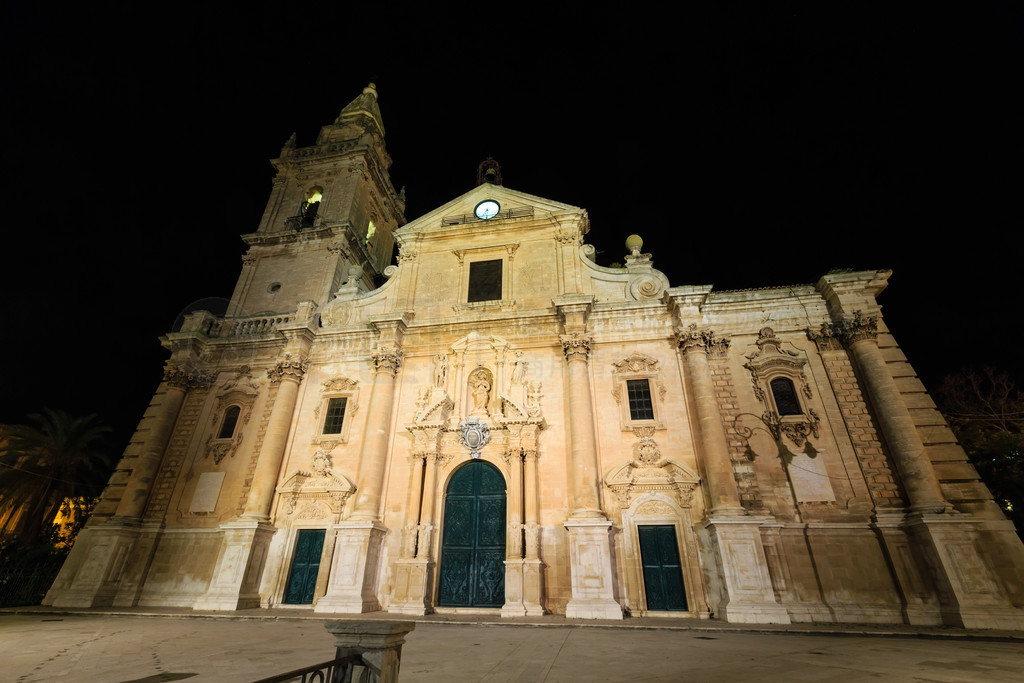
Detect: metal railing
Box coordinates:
(255, 620, 415, 683)
(253, 653, 375, 683)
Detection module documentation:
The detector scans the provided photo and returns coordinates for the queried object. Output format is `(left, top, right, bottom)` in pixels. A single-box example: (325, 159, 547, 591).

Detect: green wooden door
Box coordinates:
(638, 525, 688, 611)
(283, 528, 326, 605)
(438, 461, 506, 607)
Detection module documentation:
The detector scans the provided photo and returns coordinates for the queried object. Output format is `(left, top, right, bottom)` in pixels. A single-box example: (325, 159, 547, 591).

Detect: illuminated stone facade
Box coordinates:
(45, 85, 1024, 628)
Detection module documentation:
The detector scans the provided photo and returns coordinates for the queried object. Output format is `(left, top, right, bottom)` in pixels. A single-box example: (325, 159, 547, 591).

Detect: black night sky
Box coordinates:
(1, 4, 1020, 452)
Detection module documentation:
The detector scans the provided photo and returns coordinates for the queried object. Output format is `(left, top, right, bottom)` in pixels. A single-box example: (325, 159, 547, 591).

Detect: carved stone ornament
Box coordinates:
(459, 417, 491, 459)
(311, 449, 332, 477)
(676, 324, 730, 356)
(613, 351, 660, 375)
(560, 332, 593, 362)
(320, 297, 356, 328)
(164, 364, 216, 390)
(267, 353, 310, 384)
(371, 344, 403, 375)
(604, 443, 701, 509)
(809, 311, 879, 349)
(277, 468, 356, 520)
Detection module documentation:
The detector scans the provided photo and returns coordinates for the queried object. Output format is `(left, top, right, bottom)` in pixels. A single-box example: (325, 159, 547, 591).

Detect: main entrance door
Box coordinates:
(438, 461, 506, 607)
(638, 525, 688, 611)
(283, 528, 325, 605)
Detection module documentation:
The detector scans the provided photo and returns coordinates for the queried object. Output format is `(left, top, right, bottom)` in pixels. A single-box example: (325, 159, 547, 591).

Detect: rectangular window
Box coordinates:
(323, 397, 347, 434)
(468, 259, 502, 303)
(626, 379, 655, 420)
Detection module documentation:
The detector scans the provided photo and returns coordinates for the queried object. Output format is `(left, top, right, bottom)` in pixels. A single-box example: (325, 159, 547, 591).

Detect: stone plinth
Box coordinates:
(563, 519, 623, 620)
(315, 522, 387, 613)
(194, 521, 275, 611)
(702, 517, 791, 624)
(389, 559, 434, 615)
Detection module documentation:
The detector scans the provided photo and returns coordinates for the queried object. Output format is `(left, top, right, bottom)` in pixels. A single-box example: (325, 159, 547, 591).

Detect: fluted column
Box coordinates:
(560, 332, 604, 519)
(115, 364, 212, 520)
(242, 354, 308, 520)
(823, 314, 947, 513)
(349, 343, 403, 522)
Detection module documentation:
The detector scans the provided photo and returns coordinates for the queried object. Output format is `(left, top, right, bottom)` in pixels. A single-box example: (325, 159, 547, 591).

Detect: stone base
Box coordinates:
(43, 522, 139, 608)
(909, 513, 1024, 630)
(315, 522, 386, 614)
(193, 521, 275, 611)
(703, 517, 790, 625)
(563, 519, 623, 620)
(389, 559, 433, 616)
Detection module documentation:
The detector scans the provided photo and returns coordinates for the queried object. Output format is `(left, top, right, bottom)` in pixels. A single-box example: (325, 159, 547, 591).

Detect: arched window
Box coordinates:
(218, 405, 241, 439)
(300, 188, 323, 228)
(770, 378, 802, 416)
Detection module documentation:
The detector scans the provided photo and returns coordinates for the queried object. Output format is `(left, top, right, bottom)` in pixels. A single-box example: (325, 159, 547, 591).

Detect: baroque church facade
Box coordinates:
(46, 85, 1024, 627)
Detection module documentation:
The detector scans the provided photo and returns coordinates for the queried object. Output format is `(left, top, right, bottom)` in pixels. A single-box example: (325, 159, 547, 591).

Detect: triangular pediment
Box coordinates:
(395, 184, 584, 237)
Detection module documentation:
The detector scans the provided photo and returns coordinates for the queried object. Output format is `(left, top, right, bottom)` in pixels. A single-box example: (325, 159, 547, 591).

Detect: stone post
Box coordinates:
(323, 620, 416, 683)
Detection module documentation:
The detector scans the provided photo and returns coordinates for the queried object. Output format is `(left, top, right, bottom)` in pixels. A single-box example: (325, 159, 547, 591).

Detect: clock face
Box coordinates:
(474, 200, 500, 220)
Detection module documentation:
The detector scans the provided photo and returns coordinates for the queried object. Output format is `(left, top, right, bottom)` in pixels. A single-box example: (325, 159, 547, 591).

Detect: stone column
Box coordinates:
(45, 364, 210, 608)
(561, 332, 604, 519)
(502, 442, 527, 617)
(677, 325, 790, 624)
(115, 366, 204, 519)
(349, 343, 403, 521)
(195, 353, 308, 611)
(319, 317, 407, 613)
(827, 315, 947, 513)
(522, 434, 545, 615)
(390, 430, 435, 616)
(243, 354, 309, 520)
(676, 326, 744, 516)
(554, 295, 623, 620)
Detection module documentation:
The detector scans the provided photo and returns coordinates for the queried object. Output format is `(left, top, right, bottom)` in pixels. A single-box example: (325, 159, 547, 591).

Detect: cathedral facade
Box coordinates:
(45, 85, 1024, 627)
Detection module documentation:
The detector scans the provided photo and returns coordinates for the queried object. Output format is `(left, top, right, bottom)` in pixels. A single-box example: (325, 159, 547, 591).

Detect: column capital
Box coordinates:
(267, 353, 309, 384)
(371, 344, 404, 376)
(163, 363, 216, 390)
(809, 311, 879, 350)
(560, 332, 594, 363)
(675, 323, 730, 356)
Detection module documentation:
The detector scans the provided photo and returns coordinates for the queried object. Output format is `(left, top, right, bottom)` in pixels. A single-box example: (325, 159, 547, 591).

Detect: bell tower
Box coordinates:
(226, 83, 406, 317)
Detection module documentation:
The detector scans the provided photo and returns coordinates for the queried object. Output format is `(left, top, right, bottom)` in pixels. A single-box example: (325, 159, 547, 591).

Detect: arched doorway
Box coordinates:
(438, 460, 506, 607)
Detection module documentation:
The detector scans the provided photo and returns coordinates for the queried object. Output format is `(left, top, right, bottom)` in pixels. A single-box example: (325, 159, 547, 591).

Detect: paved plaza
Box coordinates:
(2, 609, 1023, 682)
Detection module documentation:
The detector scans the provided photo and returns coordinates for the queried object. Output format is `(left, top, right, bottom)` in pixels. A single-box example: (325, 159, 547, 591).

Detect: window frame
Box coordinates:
(611, 352, 666, 431)
(313, 377, 360, 445)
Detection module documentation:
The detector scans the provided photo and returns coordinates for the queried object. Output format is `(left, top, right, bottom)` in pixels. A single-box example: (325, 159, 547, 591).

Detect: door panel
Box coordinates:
(638, 525, 687, 611)
(438, 461, 506, 607)
(283, 528, 326, 605)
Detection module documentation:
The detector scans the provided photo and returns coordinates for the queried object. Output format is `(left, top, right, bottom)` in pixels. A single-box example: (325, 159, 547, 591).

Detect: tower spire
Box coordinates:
(334, 82, 385, 137)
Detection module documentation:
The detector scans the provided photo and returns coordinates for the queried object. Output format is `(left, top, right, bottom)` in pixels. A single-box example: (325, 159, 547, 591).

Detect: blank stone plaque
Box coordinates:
(190, 471, 226, 513)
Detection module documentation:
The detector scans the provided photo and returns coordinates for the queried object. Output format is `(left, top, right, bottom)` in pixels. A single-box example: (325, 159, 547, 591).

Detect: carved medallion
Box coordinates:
(459, 418, 491, 459)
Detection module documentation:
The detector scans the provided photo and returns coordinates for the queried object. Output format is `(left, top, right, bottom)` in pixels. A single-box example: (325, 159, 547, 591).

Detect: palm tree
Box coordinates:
(0, 410, 113, 546)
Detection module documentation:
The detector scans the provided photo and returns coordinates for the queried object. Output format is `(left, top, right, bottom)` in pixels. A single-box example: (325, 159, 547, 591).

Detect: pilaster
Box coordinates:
(315, 522, 388, 613)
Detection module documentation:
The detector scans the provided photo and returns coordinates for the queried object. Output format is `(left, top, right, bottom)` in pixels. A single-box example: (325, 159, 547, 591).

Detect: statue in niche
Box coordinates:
(469, 367, 492, 416)
(433, 353, 448, 389)
(510, 351, 527, 385)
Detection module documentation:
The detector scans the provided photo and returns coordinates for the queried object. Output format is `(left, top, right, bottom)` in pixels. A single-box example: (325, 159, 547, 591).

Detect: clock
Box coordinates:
(474, 200, 500, 220)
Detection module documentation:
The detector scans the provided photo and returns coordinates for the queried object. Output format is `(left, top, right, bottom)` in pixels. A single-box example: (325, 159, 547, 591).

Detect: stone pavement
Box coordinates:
(2, 606, 1023, 682)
